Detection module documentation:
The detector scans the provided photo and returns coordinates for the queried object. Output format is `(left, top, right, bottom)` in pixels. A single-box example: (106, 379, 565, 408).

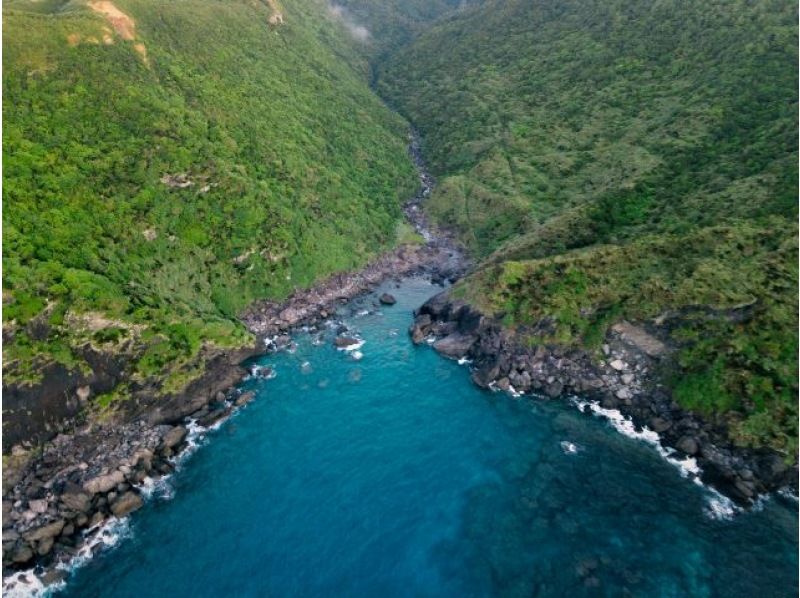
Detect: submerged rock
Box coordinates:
(234, 391, 255, 407)
(379, 293, 397, 305)
(334, 336, 361, 349)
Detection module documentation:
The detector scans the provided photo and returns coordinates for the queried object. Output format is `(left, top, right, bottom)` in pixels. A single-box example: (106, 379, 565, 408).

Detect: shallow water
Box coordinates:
(62, 278, 797, 597)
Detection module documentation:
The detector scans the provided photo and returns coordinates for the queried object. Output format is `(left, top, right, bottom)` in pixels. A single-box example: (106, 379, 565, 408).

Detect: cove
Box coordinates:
(61, 278, 797, 597)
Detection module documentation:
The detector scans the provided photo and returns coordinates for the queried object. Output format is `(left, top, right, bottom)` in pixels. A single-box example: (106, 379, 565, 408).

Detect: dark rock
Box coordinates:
(41, 568, 68, 586)
(649, 417, 672, 433)
(456, 307, 484, 335)
(414, 313, 432, 329)
(433, 333, 476, 359)
(418, 291, 451, 320)
(545, 381, 563, 398)
(334, 336, 360, 348)
(199, 407, 231, 428)
(600, 395, 619, 410)
(378, 293, 396, 306)
(675, 436, 699, 456)
(734, 478, 755, 500)
(10, 542, 33, 564)
(432, 321, 458, 337)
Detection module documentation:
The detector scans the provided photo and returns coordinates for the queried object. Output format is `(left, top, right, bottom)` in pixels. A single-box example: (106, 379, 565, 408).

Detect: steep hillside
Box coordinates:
(378, 0, 798, 456)
(3, 0, 417, 426)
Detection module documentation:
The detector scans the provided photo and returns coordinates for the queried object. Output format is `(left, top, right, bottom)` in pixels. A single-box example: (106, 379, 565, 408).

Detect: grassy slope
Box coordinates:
(3, 0, 417, 395)
(378, 0, 798, 457)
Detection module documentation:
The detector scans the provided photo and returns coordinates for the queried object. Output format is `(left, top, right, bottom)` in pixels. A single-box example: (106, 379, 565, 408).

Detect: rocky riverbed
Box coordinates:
(408, 290, 798, 505)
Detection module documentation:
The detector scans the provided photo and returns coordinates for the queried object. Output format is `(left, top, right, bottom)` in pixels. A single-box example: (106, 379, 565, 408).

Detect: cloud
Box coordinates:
(327, 3, 370, 42)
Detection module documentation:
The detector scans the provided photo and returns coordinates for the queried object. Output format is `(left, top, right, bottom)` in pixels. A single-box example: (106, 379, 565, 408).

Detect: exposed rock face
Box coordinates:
(611, 321, 666, 357)
(2, 345, 131, 452)
(409, 290, 798, 505)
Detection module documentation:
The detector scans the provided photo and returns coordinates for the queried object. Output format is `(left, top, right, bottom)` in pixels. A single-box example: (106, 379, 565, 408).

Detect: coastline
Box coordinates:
(408, 290, 799, 506)
(3, 131, 796, 593)
(1, 134, 467, 591)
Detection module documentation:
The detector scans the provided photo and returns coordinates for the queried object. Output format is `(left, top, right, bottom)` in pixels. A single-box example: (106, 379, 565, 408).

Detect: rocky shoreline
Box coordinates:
(4, 129, 794, 591)
(409, 290, 798, 506)
(1, 133, 467, 590)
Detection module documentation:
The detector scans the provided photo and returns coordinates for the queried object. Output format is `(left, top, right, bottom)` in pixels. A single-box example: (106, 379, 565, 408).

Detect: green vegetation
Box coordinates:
(330, 0, 477, 65)
(3, 0, 797, 456)
(3, 0, 418, 395)
(376, 0, 798, 456)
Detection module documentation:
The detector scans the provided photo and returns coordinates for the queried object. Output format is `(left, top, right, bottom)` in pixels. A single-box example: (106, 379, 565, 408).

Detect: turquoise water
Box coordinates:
(63, 278, 797, 597)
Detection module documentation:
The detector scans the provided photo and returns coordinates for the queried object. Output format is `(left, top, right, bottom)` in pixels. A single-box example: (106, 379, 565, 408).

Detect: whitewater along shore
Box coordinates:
(409, 290, 798, 506)
(1, 133, 468, 588)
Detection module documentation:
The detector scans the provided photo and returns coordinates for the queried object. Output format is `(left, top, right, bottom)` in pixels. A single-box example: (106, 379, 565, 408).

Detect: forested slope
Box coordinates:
(3, 0, 416, 403)
(378, 0, 798, 456)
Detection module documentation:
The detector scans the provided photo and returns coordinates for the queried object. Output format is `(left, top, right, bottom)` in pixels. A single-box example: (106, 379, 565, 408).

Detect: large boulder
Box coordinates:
(83, 470, 125, 495)
(160, 426, 188, 450)
(418, 291, 452, 320)
(676, 436, 699, 455)
(10, 542, 33, 564)
(409, 324, 426, 345)
(545, 380, 564, 398)
(378, 293, 396, 306)
(61, 489, 92, 514)
(648, 417, 672, 433)
(110, 492, 144, 517)
(23, 519, 65, 543)
(433, 333, 476, 359)
(199, 407, 231, 429)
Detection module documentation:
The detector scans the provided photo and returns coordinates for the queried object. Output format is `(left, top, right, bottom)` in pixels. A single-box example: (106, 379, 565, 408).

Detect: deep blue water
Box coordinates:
(62, 279, 797, 597)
